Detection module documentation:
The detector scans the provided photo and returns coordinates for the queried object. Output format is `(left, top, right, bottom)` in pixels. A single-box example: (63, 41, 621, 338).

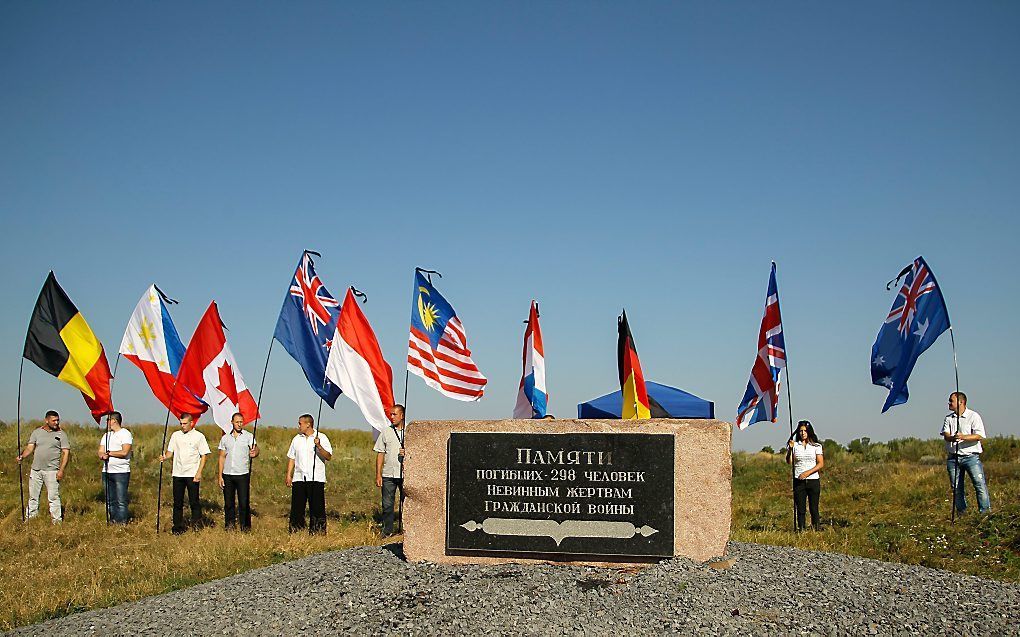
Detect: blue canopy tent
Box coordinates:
(577, 382, 715, 419)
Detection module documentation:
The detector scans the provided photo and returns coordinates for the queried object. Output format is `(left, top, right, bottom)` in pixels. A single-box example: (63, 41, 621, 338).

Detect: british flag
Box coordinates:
(735, 263, 787, 430)
(273, 251, 343, 407)
(872, 256, 951, 412)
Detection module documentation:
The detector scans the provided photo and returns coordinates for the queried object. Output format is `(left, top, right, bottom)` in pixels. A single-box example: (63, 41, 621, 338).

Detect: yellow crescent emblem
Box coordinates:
(417, 286, 440, 332)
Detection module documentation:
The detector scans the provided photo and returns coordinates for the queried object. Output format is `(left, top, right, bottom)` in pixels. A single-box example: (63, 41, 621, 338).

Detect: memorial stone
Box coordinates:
(403, 419, 731, 566)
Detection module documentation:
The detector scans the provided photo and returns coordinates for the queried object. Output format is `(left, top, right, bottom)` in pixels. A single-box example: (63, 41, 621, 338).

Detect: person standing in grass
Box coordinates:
(98, 411, 132, 524)
(285, 413, 332, 534)
(374, 404, 405, 537)
(15, 410, 70, 523)
(159, 413, 211, 534)
(942, 391, 990, 514)
(786, 420, 824, 531)
(218, 412, 259, 531)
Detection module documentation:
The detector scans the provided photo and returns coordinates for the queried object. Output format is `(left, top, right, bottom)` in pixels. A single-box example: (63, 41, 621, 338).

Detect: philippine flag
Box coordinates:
(325, 288, 395, 434)
(513, 300, 547, 418)
(174, 302, 259, 433)
(119, 285, 205, 418)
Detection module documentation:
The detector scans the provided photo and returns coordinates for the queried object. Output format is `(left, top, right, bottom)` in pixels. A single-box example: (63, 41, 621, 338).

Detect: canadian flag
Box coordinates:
(174, 302, 260, 433)
(324, 289, 394, 433)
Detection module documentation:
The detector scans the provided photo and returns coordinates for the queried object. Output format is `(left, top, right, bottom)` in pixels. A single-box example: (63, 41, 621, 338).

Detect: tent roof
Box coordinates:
(576, 381, 715, 419)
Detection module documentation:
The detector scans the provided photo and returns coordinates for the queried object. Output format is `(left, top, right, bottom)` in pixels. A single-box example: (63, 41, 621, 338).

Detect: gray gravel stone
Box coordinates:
(6, 542, 1019, 636)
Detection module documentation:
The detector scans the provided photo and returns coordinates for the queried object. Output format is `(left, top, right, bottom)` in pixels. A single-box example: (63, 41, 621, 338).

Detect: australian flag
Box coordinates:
(871, 256, 951, 412)
(273, 252, 342, 407)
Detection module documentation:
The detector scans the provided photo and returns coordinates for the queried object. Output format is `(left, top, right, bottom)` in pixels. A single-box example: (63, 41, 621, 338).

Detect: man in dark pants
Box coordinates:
(160, 413, 210, 534)
(218, 412, 259, 530)
(374, 404, 405, 537)
(285, 414, 332, 534)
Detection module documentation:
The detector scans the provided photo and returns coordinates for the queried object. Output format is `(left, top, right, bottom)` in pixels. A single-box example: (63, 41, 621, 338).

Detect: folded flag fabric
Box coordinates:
(174, 301, 259, 433)
(23, 272, 114, 422)
(406, 269, 487, 401)
(735, 262, 787, 430)
(119, 285, 204, 417)
(871, 256, 951, 412)
(325, 288, 395, 434)
(273, 252, 343, 406)
(617, 310, 666, 419)
(513, 300, 547, 418)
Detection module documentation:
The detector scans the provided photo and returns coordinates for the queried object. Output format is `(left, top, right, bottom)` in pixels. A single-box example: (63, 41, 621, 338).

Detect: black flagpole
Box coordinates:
(772, 261, 799, 533)
(16, 358, 25, 521)
(103, 354, 121, 524)
(156, 373, 184, 534)
(950, 326, 962, 524)
(248, 337, 275, 475)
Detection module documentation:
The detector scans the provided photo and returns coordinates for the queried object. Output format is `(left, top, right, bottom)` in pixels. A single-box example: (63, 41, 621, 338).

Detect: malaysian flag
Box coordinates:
(406, 269, 487, 401)
(735, 262, 787, 430)
(871, 256, 950, 412)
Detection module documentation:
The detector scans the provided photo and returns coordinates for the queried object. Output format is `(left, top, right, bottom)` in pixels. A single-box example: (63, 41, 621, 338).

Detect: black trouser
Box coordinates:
(793, 478, 821, 530)
(381, 477, 404, 535)
(172, 477, 201, 533)
(290, 481, 326, 534)
(222, 473, 251, 531)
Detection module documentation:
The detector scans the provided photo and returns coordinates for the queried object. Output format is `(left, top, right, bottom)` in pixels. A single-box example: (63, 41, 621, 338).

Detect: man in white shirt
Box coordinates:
(374, 404, 405, 537)
(160, 413, 211, 534)
(941, 392, 991, 514)
(98, 411, 132, 524)
(286, 413, 332, 534)
(218, 412, 259, 531)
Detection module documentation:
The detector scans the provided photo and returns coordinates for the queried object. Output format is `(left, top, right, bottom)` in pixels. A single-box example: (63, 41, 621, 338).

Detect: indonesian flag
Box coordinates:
(324, 288, 395, 434)
(174, 302, 259, 433)
(119, 285, 205, 418)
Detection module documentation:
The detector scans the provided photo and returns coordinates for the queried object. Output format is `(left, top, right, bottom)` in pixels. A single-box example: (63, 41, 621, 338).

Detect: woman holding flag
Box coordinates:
(786, 420, 824, 531)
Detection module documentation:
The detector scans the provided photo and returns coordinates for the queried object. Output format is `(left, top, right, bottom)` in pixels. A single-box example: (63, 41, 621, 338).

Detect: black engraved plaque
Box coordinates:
(446, 432, 675, 560)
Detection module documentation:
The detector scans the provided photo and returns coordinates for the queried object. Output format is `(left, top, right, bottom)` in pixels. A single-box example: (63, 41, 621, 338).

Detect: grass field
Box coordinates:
(1, 421, 1018, 630)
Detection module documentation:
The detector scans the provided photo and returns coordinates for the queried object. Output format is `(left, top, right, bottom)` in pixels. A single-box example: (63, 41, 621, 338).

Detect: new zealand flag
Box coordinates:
(273, 252, 342, 407)
(871, 256, 951, 412)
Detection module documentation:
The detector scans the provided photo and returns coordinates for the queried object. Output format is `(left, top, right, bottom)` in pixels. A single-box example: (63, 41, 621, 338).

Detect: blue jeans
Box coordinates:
(947, 454, 990, 513)
(381, 477, 404, 535)
(103, 472, 130, 523)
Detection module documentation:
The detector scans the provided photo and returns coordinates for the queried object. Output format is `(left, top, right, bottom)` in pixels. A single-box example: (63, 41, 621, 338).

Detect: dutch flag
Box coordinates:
(513, 300, 548, 419)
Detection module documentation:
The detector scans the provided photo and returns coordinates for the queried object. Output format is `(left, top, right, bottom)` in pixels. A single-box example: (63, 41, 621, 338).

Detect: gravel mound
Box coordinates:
(9, 542, 1019, 636)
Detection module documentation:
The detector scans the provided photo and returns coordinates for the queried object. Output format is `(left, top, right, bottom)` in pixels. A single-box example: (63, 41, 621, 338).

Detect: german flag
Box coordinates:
(23, 272, 114, 422)
(617, 310, 667, 420)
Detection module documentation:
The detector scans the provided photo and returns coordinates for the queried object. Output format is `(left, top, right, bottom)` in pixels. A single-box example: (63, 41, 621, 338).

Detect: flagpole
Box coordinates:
(103, 354, 121, 525)
(16, 358, 25, 522)
(775, 258, 799, 529)
(248, 337, 275, 475)
(950, 326, 962, 524)
(156, 374, 184, 534)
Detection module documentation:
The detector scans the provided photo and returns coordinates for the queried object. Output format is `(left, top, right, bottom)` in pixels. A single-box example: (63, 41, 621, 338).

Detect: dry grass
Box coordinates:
(731, 445, 1020, 582)
(0, 421, 383, 630)
(2, 422, 1018, 630)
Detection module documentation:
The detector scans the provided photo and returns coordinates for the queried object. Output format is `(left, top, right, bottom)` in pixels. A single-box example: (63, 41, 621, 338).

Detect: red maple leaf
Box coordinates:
(216, 361, 239, 405)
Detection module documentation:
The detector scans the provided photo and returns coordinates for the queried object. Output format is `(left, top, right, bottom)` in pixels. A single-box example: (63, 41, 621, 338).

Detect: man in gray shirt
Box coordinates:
(218, 412, 259, 531)
(15, 410, 71, 522)
(374, 404, 405, 537)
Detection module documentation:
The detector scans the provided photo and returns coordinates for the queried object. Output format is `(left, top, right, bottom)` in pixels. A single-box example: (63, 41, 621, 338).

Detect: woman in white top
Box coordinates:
(786, 420, 824, 531)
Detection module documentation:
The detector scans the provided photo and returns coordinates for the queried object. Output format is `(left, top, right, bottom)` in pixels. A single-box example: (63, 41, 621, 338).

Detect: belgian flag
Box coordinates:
(23, 272, 114, 422)
(617, 310, 667, 420)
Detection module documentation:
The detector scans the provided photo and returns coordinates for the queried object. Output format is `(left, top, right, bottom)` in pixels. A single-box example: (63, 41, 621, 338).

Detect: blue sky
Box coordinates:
(1, 2, 1017, 451)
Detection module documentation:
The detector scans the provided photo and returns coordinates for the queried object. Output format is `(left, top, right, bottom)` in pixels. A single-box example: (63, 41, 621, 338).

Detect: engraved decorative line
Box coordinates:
(460, 518, 658, 546)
